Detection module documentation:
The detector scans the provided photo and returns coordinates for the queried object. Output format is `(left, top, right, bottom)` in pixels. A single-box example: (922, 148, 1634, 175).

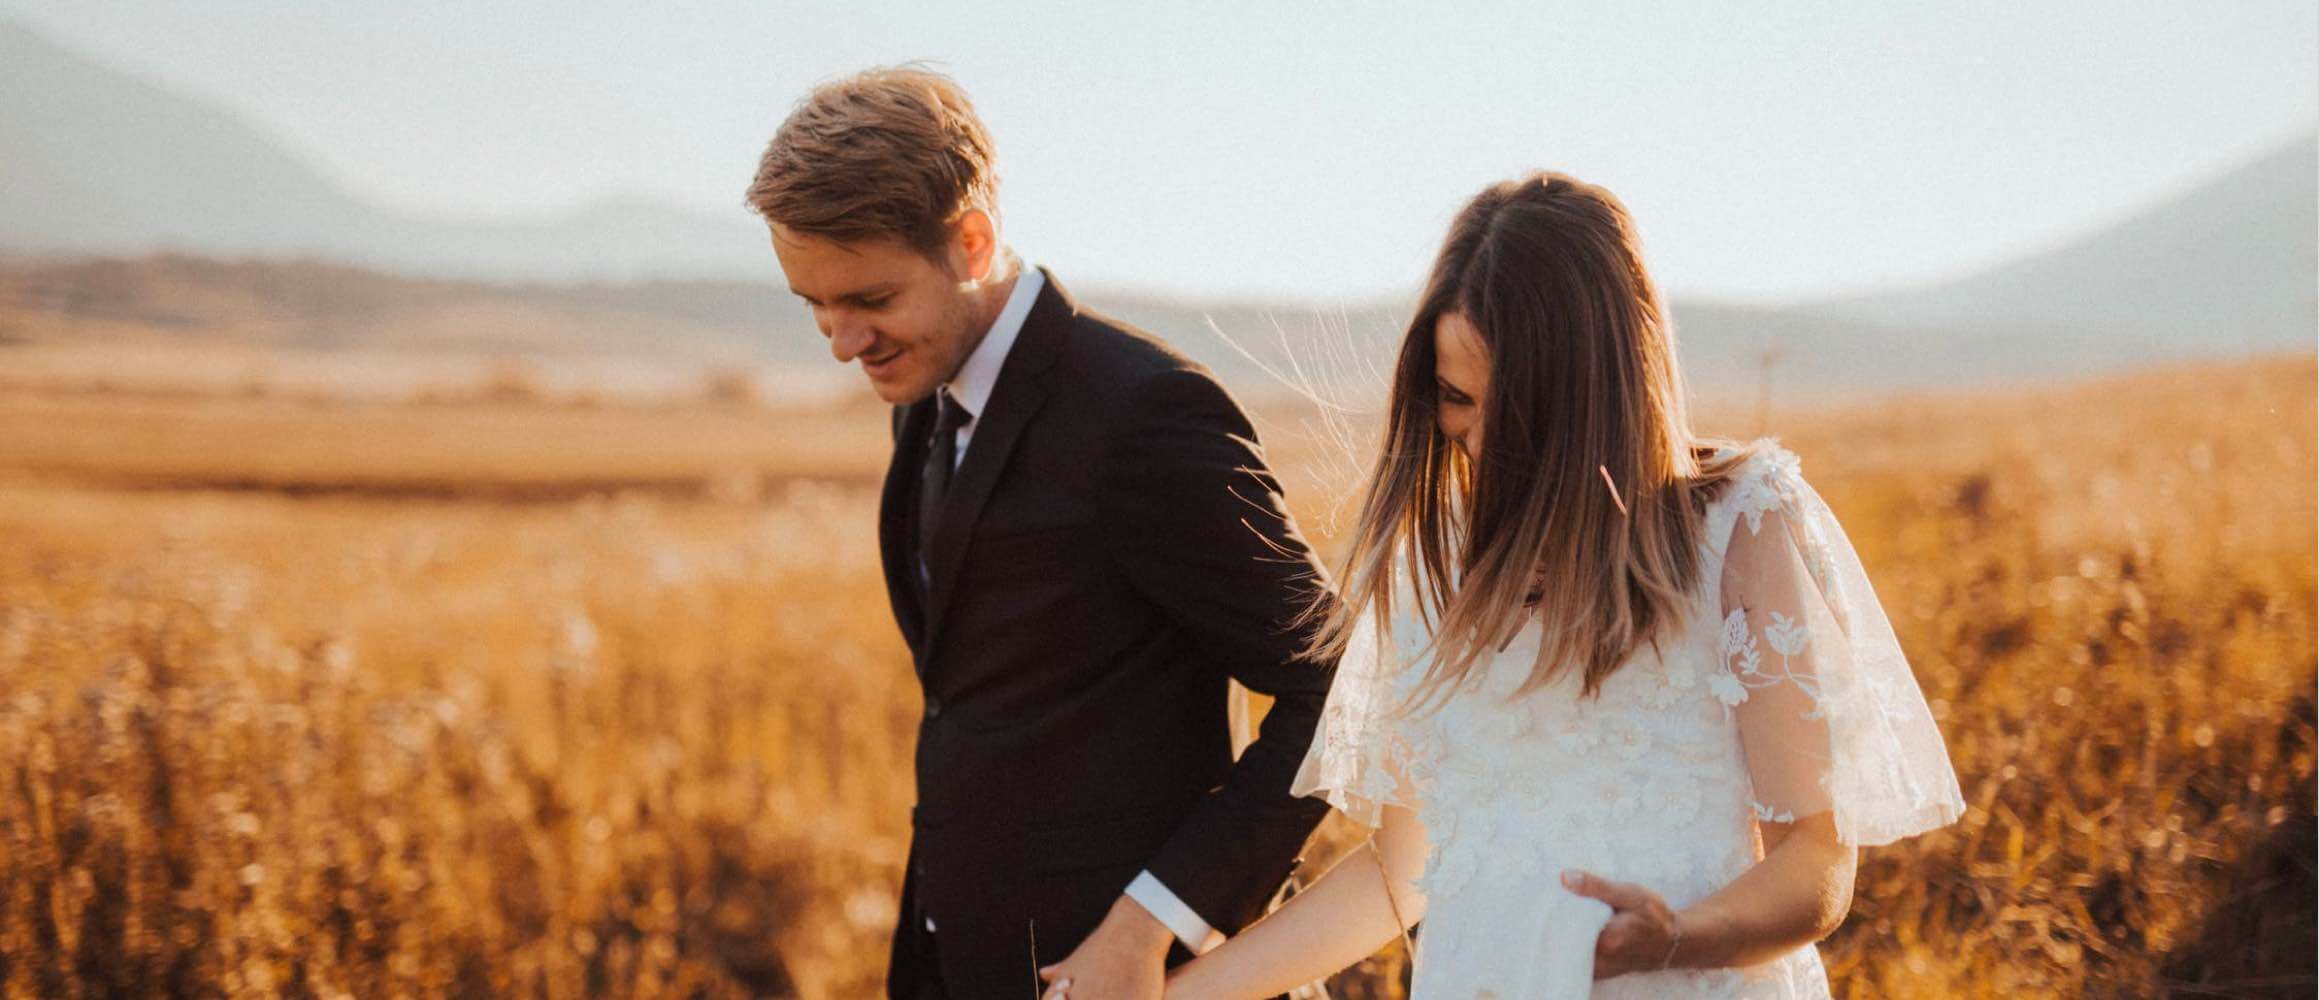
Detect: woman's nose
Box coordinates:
(1439, 419, 1480, 461)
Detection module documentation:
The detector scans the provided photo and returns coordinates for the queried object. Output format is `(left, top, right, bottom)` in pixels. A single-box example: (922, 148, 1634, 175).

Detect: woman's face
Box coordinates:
(1432, 310, 1489, 461)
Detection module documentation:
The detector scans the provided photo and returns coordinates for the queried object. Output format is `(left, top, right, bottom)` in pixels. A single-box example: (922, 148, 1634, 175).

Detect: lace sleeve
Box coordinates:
(1290, 570, 1428, 829)
(1715, 450, 1967, 845)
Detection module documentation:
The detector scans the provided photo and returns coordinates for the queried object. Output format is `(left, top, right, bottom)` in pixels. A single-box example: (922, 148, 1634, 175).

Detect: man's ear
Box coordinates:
(949, 209, 998, 284)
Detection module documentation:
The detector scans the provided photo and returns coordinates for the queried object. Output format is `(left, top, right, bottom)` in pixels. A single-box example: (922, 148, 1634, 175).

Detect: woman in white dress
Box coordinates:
(1161, 173, 1966, 998)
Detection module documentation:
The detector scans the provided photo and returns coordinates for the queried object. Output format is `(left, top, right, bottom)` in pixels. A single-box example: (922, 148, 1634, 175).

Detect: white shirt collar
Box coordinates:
(946, 258, 1042, 419)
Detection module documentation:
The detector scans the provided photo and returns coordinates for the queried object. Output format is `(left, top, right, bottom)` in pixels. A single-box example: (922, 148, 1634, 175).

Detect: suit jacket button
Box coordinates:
(924, 697, 943, 719)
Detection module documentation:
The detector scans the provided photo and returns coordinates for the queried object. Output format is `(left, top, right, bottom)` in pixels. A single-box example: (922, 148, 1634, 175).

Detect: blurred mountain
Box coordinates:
(0, 18, 770, 284)
(2, 15, 2311, 401)
(1813, 136, 2317, 347)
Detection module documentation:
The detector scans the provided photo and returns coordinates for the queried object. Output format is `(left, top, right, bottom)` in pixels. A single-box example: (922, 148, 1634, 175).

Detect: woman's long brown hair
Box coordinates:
(1307, 171, 1750, 711)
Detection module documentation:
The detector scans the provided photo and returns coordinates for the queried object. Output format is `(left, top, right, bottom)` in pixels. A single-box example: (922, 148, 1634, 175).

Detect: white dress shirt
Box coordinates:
(941, 259, 1042, 465)
(920, 258, 1224, 955)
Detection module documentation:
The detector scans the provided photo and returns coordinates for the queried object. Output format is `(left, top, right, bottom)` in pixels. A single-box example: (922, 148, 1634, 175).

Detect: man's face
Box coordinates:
(771, 224, 983, 405)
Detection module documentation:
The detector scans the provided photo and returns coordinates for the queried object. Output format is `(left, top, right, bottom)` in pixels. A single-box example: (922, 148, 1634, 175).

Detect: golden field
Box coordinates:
(0, 355, 2312, 998)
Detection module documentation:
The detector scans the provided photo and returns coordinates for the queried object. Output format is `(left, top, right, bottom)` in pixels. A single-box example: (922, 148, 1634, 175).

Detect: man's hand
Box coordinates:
(1037, 894, 1174, 1000)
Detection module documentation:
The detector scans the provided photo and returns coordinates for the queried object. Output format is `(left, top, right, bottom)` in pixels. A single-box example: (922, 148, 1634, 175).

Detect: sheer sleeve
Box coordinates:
(1714, 448, 1967, 845)
(1291, 566, 1429, 829)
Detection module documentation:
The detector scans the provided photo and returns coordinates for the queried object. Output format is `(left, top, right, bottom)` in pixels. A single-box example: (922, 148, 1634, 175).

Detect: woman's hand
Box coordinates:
(1559, 812, 1857, 979)
(1560, 869, 1683, 979)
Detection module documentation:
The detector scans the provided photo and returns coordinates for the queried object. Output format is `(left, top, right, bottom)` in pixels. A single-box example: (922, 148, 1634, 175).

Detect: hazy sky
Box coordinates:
(9, 2, 2316, 303)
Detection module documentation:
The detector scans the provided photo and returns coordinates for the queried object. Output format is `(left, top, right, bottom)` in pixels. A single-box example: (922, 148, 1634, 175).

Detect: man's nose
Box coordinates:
(828, 318, 876, 363)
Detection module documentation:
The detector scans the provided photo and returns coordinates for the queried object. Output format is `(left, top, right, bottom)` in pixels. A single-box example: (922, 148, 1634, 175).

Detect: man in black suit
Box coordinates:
(745, 68, 1337, 999)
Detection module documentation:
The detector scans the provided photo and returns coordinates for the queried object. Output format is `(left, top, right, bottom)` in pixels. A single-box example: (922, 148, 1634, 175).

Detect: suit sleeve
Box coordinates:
(1096, 365, 1339, 935)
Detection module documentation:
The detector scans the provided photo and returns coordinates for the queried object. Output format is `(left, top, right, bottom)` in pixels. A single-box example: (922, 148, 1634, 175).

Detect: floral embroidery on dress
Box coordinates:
(1764, 611, 1810, 657)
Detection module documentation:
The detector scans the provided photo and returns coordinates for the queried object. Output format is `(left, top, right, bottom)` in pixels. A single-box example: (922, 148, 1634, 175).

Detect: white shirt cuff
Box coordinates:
(1123, 870, 1226, 955)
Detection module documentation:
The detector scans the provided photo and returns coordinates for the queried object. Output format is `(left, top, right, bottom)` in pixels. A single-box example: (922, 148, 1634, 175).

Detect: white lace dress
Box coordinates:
(1290, 443, 1966, 998)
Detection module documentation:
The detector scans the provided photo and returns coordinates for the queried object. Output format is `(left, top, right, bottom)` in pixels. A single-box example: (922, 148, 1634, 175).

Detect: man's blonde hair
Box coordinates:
(745, 66, 999, 259)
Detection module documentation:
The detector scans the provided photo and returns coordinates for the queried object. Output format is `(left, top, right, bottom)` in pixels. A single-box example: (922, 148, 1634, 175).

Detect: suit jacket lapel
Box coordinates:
(920, 270, 1074, 658)
(879, 397, 935, 663)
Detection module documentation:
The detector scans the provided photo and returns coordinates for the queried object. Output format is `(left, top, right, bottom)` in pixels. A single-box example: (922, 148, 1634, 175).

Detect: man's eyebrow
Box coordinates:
(790, 284, 897, 305)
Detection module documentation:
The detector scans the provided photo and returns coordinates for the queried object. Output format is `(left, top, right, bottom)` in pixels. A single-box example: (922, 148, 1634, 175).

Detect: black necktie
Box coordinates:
(918, 388, 973, 560)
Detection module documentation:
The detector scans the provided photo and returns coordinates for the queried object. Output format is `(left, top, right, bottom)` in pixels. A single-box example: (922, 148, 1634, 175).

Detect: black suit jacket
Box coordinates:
(881, 269, 1337, 998)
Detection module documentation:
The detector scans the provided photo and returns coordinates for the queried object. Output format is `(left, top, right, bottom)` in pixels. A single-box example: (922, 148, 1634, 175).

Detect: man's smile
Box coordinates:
(861, 347, 904, 376)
